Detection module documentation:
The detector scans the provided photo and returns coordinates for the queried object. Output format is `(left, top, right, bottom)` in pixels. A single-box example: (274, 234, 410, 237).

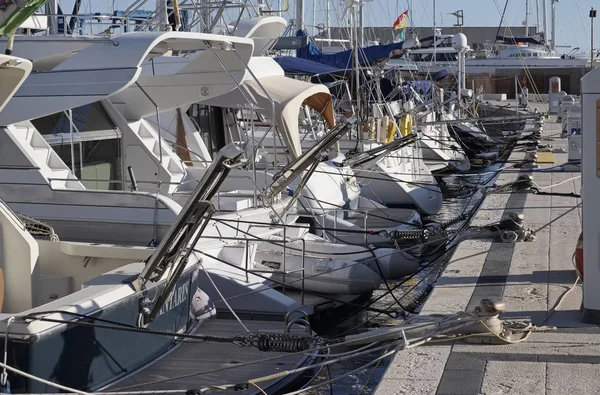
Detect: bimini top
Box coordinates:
(203, 74, 335, 158)
(0, 31, 254, 126)
(0, 55, 32, 113)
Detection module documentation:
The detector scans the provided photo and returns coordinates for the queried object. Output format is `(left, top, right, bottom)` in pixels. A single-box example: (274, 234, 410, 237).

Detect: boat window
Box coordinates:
(439, 37, 453, 47)
(419, 36, 435, 48)
(435, 53, 457, 61)
(32, 102, 119, 137)
(31, 103, 123, 190)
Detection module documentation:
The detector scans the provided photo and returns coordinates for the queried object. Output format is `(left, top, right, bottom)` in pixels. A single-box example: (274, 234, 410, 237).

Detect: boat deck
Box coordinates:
(375, 103, 590, 394)
(107, 319, 317, 395)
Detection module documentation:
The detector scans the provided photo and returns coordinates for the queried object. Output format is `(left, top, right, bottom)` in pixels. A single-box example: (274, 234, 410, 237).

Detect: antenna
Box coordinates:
(450, 10, 463, 28)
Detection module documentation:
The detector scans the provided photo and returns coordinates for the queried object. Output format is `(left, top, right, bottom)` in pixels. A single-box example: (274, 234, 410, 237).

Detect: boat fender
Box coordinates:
(575, 232, 583, 280)
(386, 121, 398, 143)
(400, 114, 411, 137)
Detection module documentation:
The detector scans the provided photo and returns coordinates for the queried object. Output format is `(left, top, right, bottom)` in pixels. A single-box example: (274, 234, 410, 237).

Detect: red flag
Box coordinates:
(393, 10, 409, 30)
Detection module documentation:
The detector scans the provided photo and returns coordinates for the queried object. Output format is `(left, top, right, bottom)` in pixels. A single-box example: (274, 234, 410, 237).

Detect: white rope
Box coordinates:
(533, 175, 581, 190)
(198, 260, 249, 333)
(0, 361, 89, 395)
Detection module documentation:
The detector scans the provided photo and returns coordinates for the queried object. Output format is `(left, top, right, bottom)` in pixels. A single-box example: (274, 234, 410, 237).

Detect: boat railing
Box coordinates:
(33, 13, 159, 36)
(118, 0, 261, 34)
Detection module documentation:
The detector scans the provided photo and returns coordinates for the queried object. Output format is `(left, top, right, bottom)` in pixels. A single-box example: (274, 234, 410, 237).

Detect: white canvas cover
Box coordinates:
(203, 75, 335, 158)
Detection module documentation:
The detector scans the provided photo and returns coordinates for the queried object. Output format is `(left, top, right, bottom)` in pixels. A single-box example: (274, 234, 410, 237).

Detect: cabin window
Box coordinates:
(31, 103, 123, 190)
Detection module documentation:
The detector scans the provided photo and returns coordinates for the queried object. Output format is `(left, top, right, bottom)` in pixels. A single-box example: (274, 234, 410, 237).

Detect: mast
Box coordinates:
(353, 5, 360, 119)
(536, 0, 540, 31)
(326, 0, 330, 44)
(358, 5, 364, 46)
(46, 0, 59, 35)
(550, 0, 556, 51)
(296, 0, 305, 31)
(156, 0, 169, 31)
(543, 0, 548, 47)
(433, 0, 436, 65)
(525, 0, 529, 36)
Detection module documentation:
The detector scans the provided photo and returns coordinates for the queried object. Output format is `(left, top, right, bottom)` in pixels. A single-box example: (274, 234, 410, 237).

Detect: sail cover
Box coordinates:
(295, 29, 406, 68)
(274, 56, 348, 76)
(202, 75, 335, 158)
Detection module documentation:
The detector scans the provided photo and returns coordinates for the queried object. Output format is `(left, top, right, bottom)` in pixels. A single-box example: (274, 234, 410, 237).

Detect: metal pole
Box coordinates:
(592, 8, 597, 69)
(542, 0, 548, 48)
(550, 0, 556, 52)
(326, 0, 330, 44)
(433, 0, 436, 65)
(353, 6, 360, 120)
(68, 109, 76, 174)
(525, 0, 529, 36)
(359, 4, 364, 47)
(536, 0, 540, 31)
(135, 82, 163, 164)
(296, 0, 304, 30)
(457, 50, 462, 118)
(46, 0, 59, 35)
(312, 0, 316, 36)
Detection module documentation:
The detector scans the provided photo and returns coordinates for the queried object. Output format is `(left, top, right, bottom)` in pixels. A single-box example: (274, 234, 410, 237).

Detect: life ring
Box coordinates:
(575, 232, 583, 280)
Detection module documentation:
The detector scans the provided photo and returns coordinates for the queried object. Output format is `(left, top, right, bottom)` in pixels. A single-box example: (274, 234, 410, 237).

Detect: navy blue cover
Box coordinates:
(274, 56, 347, 75)
(295, 29, 405, 68)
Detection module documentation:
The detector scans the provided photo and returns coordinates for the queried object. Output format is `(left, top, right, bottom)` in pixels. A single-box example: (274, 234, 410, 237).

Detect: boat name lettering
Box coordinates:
(261, 260, 281, 270)
(158, 284, 189, 316)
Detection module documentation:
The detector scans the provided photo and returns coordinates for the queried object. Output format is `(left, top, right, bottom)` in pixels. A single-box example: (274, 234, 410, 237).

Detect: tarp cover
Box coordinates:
(202, 75, 334, 158)
(295, 29, 405, 68)
(274, 56, 348, 76)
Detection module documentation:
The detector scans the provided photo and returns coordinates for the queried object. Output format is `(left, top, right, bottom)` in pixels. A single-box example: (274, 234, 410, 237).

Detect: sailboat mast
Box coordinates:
(326, 0, 330, 43)
(156, 0, 169, 31)
(525, 0, 529, 36)
(296, 0, 305, 30)
(542, 0, 548, 47)
(433, 0, 436, 65)
(359, 6, 364, 46)
(46, 0, 58, 34)
(353, 6, 360, 119)
(536, 0, 540, 31)
(550, 0, 556, 51)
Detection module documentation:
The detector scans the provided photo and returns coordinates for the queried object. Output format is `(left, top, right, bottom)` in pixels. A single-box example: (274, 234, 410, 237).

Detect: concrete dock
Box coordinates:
(375, 104, 588, 394)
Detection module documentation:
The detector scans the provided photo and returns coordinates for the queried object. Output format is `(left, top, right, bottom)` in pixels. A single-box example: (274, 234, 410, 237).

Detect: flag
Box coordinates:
(393, 10, 408, 30)
(398, 29, 405, 42)
(0, 0, 47, 37)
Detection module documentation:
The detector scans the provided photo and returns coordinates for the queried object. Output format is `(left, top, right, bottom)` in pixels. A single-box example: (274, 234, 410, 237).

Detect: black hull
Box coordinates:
(4, 265, 203, 393)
